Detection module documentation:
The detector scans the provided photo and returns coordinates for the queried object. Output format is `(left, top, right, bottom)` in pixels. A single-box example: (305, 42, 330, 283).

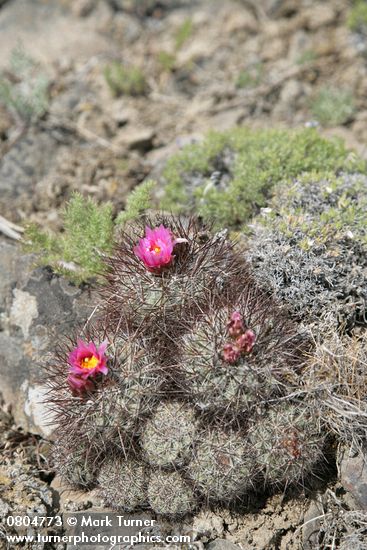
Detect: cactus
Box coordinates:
(147, 471, 196, 516)
(186, 429, 254, 502)
(47, 215, 325, 517)
(102, 216, 244, 333)
(98, 457, 147, 510)
(52, 436, 97, 489)
(179, 291, 306, 415)
(249, 404, 325, 487)
(141, 401, 197, 467)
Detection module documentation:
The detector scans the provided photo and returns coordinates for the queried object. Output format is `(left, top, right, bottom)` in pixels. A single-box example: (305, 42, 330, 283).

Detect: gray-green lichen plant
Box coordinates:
(47, 215, 325, 517)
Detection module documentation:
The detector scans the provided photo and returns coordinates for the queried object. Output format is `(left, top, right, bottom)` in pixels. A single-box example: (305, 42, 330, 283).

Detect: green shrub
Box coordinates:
(347, 0, 367, 32)
(0, 45, 49, 122)
(115, 180, 156, 226)
(159, 127, 364, 230)
(23, 193, 114, 284)
(104, 62, 148, 96)
(310, 87, 356, 126)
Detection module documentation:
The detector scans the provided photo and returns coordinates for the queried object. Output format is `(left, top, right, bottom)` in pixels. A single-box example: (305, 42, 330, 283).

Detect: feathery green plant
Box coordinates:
(115, 180, 156, 226)
(24, 193, 114, 284)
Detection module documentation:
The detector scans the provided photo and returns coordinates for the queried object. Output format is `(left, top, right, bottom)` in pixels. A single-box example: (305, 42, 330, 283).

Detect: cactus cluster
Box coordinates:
(47, 215, 325, 517)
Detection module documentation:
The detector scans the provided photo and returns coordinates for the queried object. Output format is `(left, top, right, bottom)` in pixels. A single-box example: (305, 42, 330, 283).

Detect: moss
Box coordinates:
(347, 0, 367, 32)
(159, 127, 365, 230)
(23, 192, 114, 285)
(310, 87, 356, 127)
(104, 62, 148, 97)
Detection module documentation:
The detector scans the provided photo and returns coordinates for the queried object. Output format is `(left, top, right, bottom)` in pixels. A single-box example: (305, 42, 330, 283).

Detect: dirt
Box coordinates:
(1, 0, 367, 548)
(1, 0, 367, 226)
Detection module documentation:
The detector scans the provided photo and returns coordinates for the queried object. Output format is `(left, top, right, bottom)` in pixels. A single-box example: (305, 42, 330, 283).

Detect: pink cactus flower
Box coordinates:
(237, 329, 256, 353)
(227, 311, 245, 336)
(222, 342, 241, 364)
(68, 339, 108, 379)
(134, 225, 186, 271)
(67, 373, 95, 395)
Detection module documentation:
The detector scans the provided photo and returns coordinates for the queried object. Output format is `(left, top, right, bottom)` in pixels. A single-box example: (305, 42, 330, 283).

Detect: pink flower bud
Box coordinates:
(236, 329, 256, 353)
(222, 342, 241, 364)
(67, 373, 95, 395)
(227, 311, 245, 336)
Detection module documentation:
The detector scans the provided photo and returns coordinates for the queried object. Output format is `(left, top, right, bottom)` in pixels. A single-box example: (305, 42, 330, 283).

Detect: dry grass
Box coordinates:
(303, 331, 367, 451)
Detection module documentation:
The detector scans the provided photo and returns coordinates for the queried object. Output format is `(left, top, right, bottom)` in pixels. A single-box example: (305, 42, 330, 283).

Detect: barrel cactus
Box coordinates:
(47, 215, 325, 516)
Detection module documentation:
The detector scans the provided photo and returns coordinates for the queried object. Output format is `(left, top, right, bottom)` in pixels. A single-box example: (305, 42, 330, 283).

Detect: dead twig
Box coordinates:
(0, 215, 24, 240)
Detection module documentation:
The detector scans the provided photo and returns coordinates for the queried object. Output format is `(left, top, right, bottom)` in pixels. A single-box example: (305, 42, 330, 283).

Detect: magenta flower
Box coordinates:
(236, 329, 256, 353)
(227, 311, 244, 336)
(134, 225, 186, 271)
(68, 339, 108, 380)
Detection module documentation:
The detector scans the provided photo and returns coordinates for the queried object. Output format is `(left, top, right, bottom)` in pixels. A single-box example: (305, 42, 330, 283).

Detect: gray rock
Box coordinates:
(0, 458, 61, 543)
(0, 241, 93, 437)
(302, 500, 323, 549)
(116, 127, 155, 152)
(0, 128, 60, 221)
(340, 447, 367, 510)
(206, 540, 241, 550)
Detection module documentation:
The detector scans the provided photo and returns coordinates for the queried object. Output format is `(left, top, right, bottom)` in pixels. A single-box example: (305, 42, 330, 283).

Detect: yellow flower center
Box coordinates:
(149, 243, 161, 254)
(81, 355, 99, 370)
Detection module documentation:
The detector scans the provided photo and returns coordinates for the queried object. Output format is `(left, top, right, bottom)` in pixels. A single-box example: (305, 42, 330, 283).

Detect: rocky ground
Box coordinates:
(1, 0, 367, 548)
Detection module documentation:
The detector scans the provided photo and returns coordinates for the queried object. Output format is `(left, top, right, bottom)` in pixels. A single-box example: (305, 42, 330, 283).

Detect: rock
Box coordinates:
(340, 447, 367, 510)
(191, 511, 225, 541)
(287, 30, 312, 63)
(0, 128, 60, 222)
(51, 476, 103, 512)
(0, 458, 62, 542)
(207, 540, 241, 550)
(223, 9, 258, 34)
(109, 101, 138, 127)
(176, 36, 219, 66)
(0, 105, 13, 138)
(71, 0, 96, 17)
(261, 37, 286, 62)
(0, 241, 93, 437)
(116, 127, 155, 152)
(272, 79, 306, 119)
(305, 3, 336, 30)
(261, 0, 300, 18)
(302, 500, 323, 549)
